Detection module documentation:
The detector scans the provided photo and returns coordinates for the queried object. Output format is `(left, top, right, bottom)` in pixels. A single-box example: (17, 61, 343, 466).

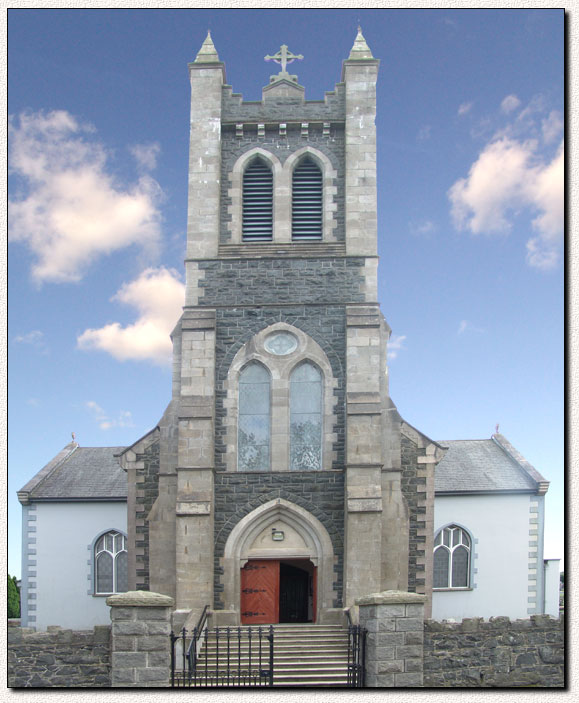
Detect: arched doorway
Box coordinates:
(240, 558, 316, 624)
(221, 499, 336, 625)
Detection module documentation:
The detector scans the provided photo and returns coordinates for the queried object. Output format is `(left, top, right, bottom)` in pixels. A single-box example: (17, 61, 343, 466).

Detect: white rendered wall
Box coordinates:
(432, 494, 533, 621)
(543, 559, 561, 617)
(32, 502, 127, 630)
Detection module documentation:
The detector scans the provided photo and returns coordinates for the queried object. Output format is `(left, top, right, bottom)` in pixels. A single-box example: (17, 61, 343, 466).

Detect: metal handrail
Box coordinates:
(186, 604, 210, 677)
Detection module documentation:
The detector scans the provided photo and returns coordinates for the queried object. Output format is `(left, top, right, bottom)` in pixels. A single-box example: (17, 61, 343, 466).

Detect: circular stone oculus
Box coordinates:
(264, 331, 298, 355)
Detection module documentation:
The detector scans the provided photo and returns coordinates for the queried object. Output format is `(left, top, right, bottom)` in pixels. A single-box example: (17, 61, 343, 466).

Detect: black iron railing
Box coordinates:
(347, 624, 367, 687)
(171, 624, 274, 687)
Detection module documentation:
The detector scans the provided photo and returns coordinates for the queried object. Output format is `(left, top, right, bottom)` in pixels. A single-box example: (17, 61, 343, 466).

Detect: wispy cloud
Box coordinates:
(9, 110, 163, 283)
(417, 125, 432, 141)
(77, 267, 185, 366)
(14, 330, 48, 353)
(448, 95, 563, 270)
(458, 101, 473, 117)
(130, 142, 161, 172)
(458, 320, 485, 335)
(501, 94, 521, 114)
(409, 219, 437, 237)
(85, 401, 135, 431)
(388, 334, 407, 360)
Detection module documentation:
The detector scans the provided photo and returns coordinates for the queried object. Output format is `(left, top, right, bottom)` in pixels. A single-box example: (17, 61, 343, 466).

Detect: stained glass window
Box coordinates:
(238, 363, 271, 471)
(290, 362, 322, 470)
(433, 525, 471, 589)
(95, 530, 127, 594)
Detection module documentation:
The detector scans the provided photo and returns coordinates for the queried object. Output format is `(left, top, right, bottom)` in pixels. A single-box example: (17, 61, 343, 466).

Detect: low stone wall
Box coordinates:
(424, 615, 564, 687)
(8, 625, 111, 687)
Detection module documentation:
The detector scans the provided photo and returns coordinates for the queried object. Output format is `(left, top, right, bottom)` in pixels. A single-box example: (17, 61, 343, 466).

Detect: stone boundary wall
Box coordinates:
(8, 624, 111, 687)
(424, 615, 564, 687)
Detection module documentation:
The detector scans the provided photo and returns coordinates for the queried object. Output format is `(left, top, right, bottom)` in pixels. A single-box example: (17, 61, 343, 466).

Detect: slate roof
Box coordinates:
(435, 435, 548, 494)
(18, 442, 127, 501)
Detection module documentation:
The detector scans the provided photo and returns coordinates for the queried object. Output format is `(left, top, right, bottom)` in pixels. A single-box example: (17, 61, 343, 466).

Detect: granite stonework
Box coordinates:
(213, 470, 345, 608)
(214, 304, 347, 472)
(134, 438, 161, 591)
(196, 258, 366, 307)
(220, 123, 345, 244)
(8, 625, 111, 687)
(357, 591, 428, 688)
(423, 615, 565, 688)
(401, 435, 427, 594)
(107, 591, 174, 687)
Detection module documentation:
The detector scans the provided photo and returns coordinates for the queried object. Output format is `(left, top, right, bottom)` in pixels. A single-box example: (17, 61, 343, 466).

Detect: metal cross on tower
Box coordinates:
(264, 44, 303, 75)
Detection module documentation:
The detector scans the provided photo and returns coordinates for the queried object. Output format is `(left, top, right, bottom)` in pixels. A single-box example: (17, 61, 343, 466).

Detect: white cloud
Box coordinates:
(387, 334, 406, 361)
(501, 94, 521, 114)
(130, 142, 161, 172)
(542, 111, 564, 145)
(85, 401, 135, 431)
(77, 267, 185, 365)
(9, 110, 163, 283)
(448, 134, 563, 269)
(458, 102, 473, 117)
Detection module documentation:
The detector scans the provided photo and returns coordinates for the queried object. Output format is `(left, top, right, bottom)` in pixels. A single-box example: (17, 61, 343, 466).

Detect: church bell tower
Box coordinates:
(124, 29, 440, 626)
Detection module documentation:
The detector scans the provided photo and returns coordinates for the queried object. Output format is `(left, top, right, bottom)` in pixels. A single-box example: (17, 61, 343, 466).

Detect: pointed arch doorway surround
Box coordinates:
(222, 499, 336, 625)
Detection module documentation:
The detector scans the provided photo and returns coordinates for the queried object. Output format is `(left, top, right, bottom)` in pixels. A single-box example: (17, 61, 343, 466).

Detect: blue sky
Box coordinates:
(8, 8, 564, 579)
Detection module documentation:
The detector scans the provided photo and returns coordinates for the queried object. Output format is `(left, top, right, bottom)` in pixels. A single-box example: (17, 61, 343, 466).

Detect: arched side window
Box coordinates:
(433, 525, 471, 589)
(290, 362, 322, 470)
(242, 157, 273, 242)
(238, 363, 271, 470)
(292, 156, 323, 241)
(95, 530, 128, 595)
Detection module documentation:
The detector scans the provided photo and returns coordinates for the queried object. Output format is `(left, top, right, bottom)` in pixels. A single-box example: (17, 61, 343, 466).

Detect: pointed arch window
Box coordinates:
(95, 531, 128, 594)
(290, 362, 322, 470)
(243, 157, 273, 241)
(238, 363, 271, 470)
(292, 156, 323, 241)
(433, 525, 471, 589)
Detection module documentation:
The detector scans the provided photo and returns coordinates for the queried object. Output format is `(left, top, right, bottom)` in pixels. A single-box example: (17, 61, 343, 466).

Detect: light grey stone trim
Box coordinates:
(20, 503, 37, 628)
(527, 495, 546, 614)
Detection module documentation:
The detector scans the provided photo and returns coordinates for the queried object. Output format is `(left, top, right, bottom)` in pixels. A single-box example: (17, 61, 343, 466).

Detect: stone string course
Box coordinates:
(8, 625, 111, 687)
(423, 615, 564, 687)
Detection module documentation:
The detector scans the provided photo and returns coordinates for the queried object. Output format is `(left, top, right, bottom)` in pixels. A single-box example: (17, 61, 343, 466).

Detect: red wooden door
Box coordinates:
(240, 560, 280, 624)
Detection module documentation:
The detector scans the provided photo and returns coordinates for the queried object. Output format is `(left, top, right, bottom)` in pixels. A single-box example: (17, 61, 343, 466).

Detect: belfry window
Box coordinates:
(95, 531, 128, 594)
(242, 157, 273, 241)
(292, 156, 322, 241)
(433, 525, 471, 589)
(290, 362, 322, 470)
(238, 363, 271, 470)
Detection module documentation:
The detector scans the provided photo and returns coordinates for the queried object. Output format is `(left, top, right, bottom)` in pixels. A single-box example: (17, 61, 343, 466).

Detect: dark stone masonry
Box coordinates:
(134, 439, 160, 591)
(400, 435, 427, 593)
(213, 470, 345, 609)
(8, 624, 111, 687)
(423, 615, 565, 687)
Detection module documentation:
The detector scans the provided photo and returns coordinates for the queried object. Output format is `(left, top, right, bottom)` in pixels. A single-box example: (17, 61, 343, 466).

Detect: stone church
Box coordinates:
(18, 30, 556, 633)
(118, 28, 442, 626)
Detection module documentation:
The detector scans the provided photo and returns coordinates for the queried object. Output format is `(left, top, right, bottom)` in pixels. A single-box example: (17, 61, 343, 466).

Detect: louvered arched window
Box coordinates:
(290, 362, 322, 470)
(292, 156, 323, 241)
(243, 157, 273, 242)
(433, 525, 472, 589)
(238, 363, 271, 470)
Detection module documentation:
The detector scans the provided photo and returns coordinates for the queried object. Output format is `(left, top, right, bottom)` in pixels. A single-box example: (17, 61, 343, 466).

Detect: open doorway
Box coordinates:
(240, 558, 316, 624)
